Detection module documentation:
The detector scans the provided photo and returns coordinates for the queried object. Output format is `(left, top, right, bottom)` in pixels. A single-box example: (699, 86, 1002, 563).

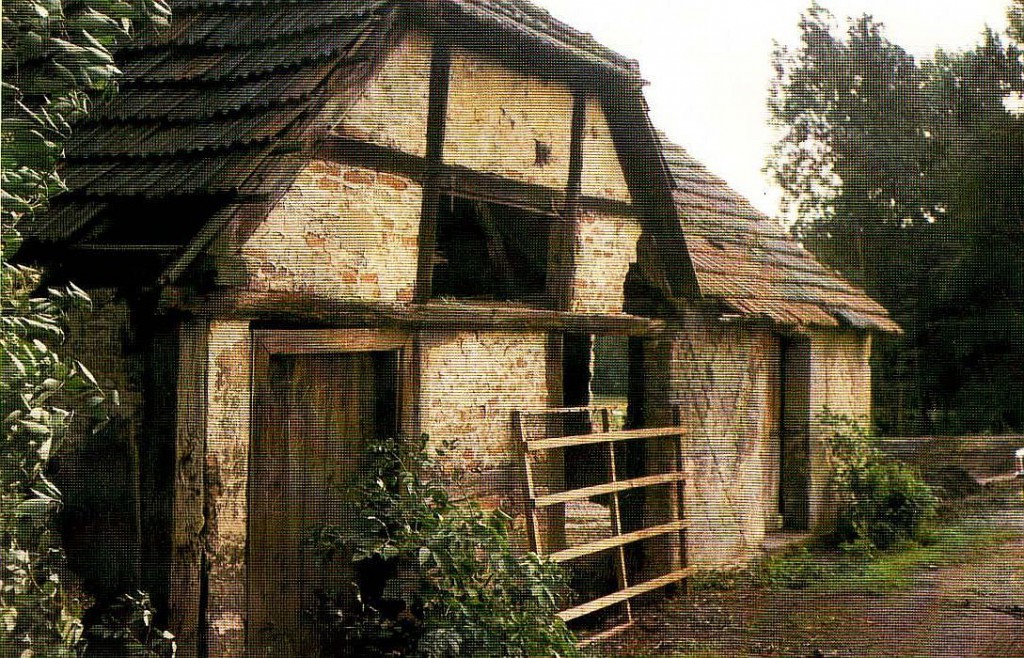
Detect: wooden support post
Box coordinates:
(673, 404, 688, 595)
(546, 93, 587, 311)
(515, 410, 545, 555)
(414, 38, 452, 302)
(169, 320, 208, 658)
(602, 408, 633, 623)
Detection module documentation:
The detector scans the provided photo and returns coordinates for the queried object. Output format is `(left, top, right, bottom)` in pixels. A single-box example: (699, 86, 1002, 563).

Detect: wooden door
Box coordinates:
(249, 347, 398, 656)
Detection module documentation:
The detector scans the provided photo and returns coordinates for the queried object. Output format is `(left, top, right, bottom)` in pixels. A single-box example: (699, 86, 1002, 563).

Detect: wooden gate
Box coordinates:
(514, 407, 690, 638)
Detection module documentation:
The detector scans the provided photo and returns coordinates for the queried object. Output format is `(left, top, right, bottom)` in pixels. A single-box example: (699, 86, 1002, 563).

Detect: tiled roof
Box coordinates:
(661, 137, 900, 333)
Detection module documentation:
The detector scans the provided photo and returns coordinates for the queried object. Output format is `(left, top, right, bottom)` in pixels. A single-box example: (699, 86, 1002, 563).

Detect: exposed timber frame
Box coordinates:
(316, 136, 634, 218)
(413, 37, 453, 302)
(165, 290, 665, 337)
(545, 92, 588, 311)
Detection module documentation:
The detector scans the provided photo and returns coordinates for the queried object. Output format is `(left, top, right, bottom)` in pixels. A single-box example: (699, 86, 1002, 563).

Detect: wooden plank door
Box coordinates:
(249, 350, 397, 657)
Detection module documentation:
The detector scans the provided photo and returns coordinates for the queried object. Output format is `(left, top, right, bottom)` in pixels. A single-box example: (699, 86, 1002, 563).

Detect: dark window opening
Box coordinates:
(431, 194, 550, 303)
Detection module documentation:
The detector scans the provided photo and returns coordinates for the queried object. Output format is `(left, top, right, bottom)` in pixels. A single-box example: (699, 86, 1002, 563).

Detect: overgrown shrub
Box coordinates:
(311, 436, 579, 658)
(824, 412, 938, 549)
(1, 240, 110, 656)
(81, 592, 175, 658)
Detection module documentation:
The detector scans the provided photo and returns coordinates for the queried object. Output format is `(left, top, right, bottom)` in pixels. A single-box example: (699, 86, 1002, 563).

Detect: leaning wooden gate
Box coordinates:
(514, 407, 691, 635)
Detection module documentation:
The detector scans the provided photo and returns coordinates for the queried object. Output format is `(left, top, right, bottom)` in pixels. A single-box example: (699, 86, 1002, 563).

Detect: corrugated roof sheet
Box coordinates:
(660, 135, 900, 333)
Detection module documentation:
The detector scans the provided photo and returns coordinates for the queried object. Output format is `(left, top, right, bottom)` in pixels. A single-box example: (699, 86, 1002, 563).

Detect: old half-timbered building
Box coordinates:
(27, 0, 899, 655)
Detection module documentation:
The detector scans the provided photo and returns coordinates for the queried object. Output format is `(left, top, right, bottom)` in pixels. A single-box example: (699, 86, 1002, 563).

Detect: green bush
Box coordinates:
(311, 436, 579, 658)
(1, 235, 109, 656)
(824, 413, 938, 549)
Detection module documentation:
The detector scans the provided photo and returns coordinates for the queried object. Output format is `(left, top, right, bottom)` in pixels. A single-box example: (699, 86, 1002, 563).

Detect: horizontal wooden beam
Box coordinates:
(169, 290, 665, 336)
(315, 137, 635, 218)
(253, 328, 410, 355)
(534, 471, 685, 508)
(314, 137, 428, 181)
(526, 425, 684, 452)
(547, 519, 689, 564)
(557, 567, 694, 622)
(72, 244, 180, 252)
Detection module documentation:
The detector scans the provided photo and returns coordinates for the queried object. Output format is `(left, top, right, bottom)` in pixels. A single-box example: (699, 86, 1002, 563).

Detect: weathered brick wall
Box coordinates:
(417, 330, 550, 513)
(571, 212, 640, 314)
(331, 31, 431, 157)
(646, 323, 876, 564)
(644, 316, 779, 568)
(444, 47, 573, 190)
(212, 160, 422, 302)
(807, 330, 872, 531)
(581, 98, 631, 203)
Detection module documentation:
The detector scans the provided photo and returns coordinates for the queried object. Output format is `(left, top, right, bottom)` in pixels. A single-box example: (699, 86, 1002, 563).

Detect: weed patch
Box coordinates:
(760, 491, 1021, 594)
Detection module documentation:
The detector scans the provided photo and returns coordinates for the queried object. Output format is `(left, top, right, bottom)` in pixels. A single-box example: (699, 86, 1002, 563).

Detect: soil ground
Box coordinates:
(597, 483, 1024, 658)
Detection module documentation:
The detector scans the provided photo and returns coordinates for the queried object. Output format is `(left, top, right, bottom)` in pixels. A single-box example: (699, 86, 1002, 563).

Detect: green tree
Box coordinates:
(768, 3, 1024, 435)
(2, 0, 169, 654)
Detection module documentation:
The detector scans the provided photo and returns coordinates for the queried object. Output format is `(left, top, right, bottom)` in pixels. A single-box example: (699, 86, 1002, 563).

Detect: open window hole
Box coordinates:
(431, 194, 550, 303)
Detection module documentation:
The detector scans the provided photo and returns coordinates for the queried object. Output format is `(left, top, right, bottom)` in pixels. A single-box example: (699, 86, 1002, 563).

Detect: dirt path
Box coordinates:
(600, 488, 1024, 658)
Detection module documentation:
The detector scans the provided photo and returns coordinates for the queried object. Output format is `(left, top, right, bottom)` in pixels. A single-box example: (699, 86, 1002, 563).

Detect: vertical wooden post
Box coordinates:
(546, 92, 587, 311)
(414, 37, 452, 302)
(170, 320, 208, 658)
(672, 404, 688, 595)
(515, 411, 545, 555)
(601, 408, 633, 623)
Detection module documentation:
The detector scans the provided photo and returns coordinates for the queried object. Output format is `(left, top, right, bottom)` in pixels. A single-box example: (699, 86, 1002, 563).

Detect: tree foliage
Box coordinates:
(2, 0, 169, 654)
(768, 2, 1024, 434)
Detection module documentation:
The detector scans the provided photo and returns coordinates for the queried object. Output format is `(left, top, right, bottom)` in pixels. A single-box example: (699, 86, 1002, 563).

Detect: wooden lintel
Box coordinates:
(168, 291, 664, 337)
(252, 328, 410, 355)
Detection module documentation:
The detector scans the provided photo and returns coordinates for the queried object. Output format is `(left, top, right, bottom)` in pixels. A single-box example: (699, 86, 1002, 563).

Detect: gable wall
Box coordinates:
(332, 31, 432, 157)
(211, 160, 422, 303)
(212, 33, 637, 312)
(443, 47, 574, 190)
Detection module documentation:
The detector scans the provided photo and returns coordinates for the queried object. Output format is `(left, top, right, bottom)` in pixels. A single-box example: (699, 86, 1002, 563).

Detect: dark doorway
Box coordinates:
(249, 350, 398, 656)
(778, 336, 812, 531)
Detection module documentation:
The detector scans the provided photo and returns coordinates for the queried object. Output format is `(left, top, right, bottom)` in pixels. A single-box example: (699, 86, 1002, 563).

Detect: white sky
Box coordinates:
(534, 0, 1011, 215)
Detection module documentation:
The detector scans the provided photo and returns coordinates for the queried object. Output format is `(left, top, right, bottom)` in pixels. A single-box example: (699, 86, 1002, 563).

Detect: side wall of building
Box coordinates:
(644, 316, 779, 568)
(807, 330, 873, 531)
